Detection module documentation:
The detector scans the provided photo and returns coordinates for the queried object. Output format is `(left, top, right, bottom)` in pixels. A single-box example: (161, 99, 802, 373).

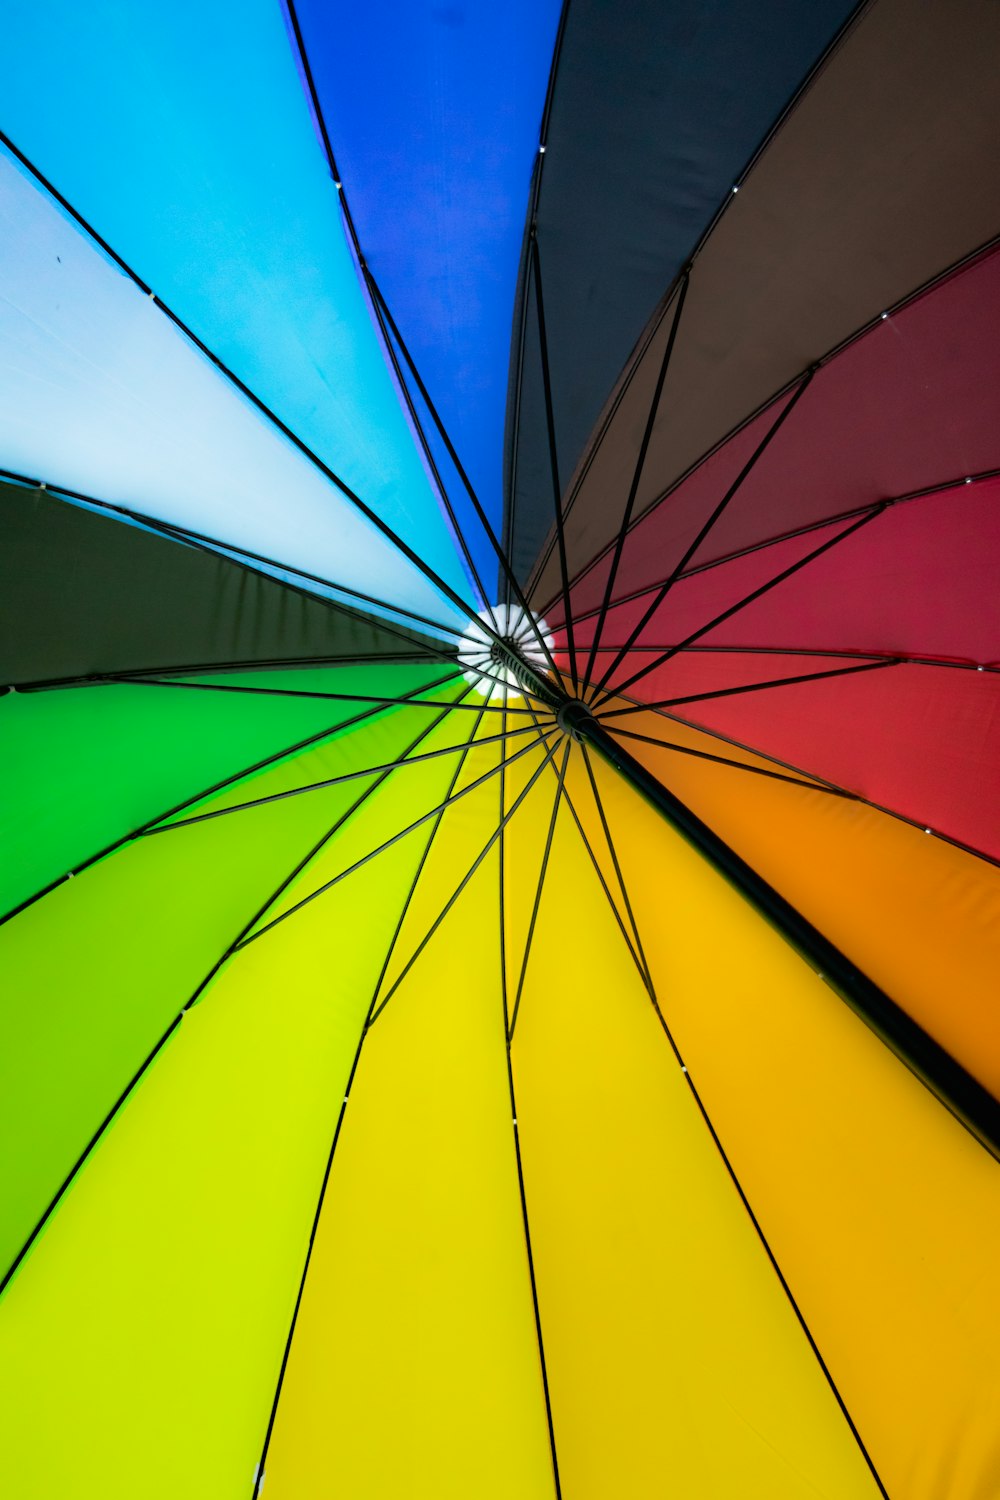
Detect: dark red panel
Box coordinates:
(575, 242, 1000, 624)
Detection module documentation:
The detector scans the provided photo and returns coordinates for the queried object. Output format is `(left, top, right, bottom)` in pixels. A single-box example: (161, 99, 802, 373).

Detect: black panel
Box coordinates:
(0, 483, 439, 685)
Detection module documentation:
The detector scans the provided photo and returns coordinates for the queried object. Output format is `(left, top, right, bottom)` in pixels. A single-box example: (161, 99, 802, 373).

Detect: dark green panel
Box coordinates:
(0, 481, 437, 685)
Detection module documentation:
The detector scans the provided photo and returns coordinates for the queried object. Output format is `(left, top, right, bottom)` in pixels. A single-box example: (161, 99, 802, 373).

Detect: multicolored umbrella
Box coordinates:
(2, 2, 999, 1496)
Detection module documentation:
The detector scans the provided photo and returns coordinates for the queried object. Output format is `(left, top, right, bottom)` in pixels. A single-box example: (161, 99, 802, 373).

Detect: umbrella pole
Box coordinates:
(493, 639, 1000, 1159)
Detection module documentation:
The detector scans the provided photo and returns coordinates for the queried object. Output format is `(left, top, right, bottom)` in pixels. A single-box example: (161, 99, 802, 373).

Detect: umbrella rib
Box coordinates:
(533, 238, 1000, 622)
(0, 134, 512, 648)
(498, 700, 564, 1500)
(596, 656, 899, 718)
(529, 235, 580, 690)
(247, 698, 490, 1496)
(641, 704, 1000, 871)
(572, 749, 891, 1500)
(363, 267, 498, 628)
(507, 739, 572, 1042)
(367, 734, 560, 1025)
(588, 369, 816, 702)
(559, 460, 1000, 632)
(581, 643, 1000, 673)
(603, 726, 850, 797)
(519, 707, 652, 999)
(237, 724, 558, 956)
(282, 0, 562, 678)
(0, 468, 471, 652)
(582, 274, 690, 689)
(55, 674, 540, 717)
(0, 686, 474, 1301)
(521, 0, 875, 608)
(576, 743, 658, 992)
(0, 670, 463, 932)
(368, 280, 563, 681)
(590, 507, 885, 710)
(145, 721, 544, 834)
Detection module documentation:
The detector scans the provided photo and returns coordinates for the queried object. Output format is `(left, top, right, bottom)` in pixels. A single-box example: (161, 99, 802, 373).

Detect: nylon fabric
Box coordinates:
(577, 752, 1000, 1499)
(0, 146, 466, 626)
(0, 666, 437, 917)
(503, 747, 882, 1499)
(526, 0, 1000, 604)
(0, 482, 438, 685)
(0, 784, 447, 1499)
(293, 0, 561, 584)
(608, 708, 1000, 1096)
(0, 0, 468, 599)
(257, 728, 556, 1499)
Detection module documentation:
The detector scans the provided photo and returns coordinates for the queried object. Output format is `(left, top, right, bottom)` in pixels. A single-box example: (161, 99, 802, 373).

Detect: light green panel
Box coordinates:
(0, 777, 370, 1283)
(0, 801, 440, 1500)
(0, 664, 439, 916)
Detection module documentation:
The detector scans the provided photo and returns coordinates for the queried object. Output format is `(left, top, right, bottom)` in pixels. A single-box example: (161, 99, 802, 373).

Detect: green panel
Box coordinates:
(0, 663, 445, 916)
(0, 697, 461, 1284)
(0, 480, 440, 686)
(0, 777, 453, 1500)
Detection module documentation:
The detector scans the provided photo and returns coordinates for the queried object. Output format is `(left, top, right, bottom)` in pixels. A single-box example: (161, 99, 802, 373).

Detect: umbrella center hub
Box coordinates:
(457, 605, 554, 701)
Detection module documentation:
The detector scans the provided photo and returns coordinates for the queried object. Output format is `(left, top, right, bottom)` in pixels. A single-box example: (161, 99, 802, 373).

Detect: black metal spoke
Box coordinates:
(582, 274, 690, 689)
(0, 671, 463, 932)
(367, 734, 560, 1024)
(589, 370, 816, 702)
(0, 469, 471, 653)
(570, 751, 890, 1500)
(519, 706, 651, 996)
(0, 688, 475, 1302)
(147, 720, 545, 835)
(243, 697, 494, 1496)
(0, 137, 514, 650)
(603, 725, 849, 796)
(530, 235, 579, 690)
(497, 700, 564, 1500)
(507, 740, 572, 1041)
(368, 283, 562, 681)
(38, 673, 543, 717)
(237, 723, 558, 955)
(596, 656, 899, 719)
(590, 506, 885, 710)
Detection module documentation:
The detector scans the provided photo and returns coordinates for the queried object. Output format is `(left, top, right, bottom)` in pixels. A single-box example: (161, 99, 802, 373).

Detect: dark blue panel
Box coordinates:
(506, 0, 860, 588)
(293, 0, 562, 592)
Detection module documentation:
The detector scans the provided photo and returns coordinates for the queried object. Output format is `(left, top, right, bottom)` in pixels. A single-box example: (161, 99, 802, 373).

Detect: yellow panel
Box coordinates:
(260, 742, 556, 1500)
(616, 706, 1000, 1094)
(503, 746, 883, 1499)
(247, 697, 483, 934)
(576, 748, 1000, 1498)
(0, 787, 452, 1499)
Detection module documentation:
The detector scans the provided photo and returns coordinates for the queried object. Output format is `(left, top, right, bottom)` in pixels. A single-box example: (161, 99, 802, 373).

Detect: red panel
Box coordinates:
(676, 662, 1000, 860)
(595, 651, 884, 715)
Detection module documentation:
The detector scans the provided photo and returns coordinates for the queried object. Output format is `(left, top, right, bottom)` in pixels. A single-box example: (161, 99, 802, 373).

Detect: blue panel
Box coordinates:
(0, 148, 465, 636)
(0, 0, 470, 607)
(293, 0, 562, 588)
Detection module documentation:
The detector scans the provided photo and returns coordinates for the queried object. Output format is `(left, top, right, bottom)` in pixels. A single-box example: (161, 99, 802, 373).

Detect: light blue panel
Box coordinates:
(295, 0, 562, 590)
(0, 149, 465, 634)
(0, 0, 470, 607)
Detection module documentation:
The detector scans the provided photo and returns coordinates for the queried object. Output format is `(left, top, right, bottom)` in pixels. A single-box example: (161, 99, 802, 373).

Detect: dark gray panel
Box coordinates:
(0, 483, 438, 685)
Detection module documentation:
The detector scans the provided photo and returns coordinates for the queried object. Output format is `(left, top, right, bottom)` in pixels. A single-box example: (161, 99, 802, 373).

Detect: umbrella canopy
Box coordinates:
(1, 3, 999, 1498)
